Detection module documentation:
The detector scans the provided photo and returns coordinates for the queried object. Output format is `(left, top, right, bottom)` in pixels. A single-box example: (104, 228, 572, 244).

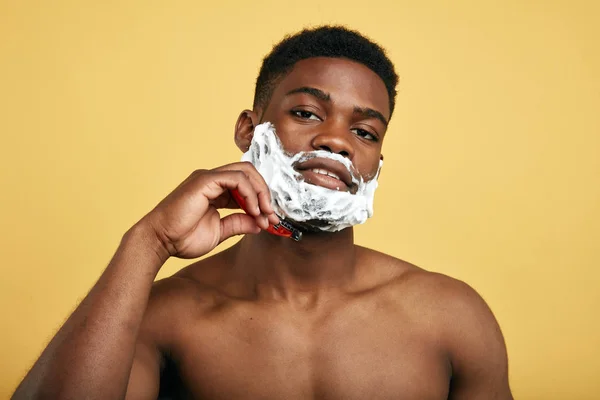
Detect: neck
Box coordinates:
(231, 227, 357, 301)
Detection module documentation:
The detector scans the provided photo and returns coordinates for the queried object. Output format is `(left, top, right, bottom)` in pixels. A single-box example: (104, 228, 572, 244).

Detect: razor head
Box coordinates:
(271, 219, 303, 242)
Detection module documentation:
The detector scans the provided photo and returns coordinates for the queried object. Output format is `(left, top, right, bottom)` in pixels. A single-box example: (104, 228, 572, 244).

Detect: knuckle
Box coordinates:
(234, 170, 248, 180)
(191, 169, 206, 177)
(234, 161, 256, 173)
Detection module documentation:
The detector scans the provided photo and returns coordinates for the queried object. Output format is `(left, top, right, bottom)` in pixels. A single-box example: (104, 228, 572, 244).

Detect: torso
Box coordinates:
(148, 246, 454, 400)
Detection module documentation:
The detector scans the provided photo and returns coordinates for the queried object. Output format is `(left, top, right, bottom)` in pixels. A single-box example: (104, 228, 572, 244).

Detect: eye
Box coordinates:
(291, 109, 322, 121)
(351, 128, 378, 142)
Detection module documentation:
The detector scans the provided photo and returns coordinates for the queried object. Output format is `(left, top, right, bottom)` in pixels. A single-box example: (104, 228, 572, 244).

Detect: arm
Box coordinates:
(12, 164, 278, 400)
(12, 224, 166, 400)
(444, 280, 513, 400)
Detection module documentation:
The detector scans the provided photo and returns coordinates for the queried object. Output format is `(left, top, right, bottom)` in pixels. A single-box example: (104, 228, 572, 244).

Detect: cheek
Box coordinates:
(266, 117, 312, 153)
(358, 157, 382, 181)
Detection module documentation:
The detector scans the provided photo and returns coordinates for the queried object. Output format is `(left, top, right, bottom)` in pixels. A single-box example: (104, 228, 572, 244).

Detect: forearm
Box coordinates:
(12, 221, 167, 400)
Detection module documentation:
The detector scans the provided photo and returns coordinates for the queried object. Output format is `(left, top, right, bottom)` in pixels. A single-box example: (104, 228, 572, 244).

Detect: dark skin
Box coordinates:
(13, 57, 512, 400)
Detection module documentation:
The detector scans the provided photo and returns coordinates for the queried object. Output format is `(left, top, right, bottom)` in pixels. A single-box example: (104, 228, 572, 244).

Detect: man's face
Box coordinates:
(258, 57, 390, 186)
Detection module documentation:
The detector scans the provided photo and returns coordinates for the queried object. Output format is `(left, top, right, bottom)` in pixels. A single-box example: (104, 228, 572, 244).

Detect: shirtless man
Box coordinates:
(13, 26, 513, 399)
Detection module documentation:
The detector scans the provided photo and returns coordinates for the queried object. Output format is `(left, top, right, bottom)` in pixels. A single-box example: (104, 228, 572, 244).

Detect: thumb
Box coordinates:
(219, 213, 262, 243)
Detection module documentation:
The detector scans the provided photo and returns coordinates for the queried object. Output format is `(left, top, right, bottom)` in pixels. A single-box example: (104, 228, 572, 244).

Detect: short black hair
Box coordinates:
(254, 25, 399, 119)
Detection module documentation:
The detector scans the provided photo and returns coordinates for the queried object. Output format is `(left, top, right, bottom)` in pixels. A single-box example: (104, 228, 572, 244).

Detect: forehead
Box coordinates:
(271, 57, 390, 119)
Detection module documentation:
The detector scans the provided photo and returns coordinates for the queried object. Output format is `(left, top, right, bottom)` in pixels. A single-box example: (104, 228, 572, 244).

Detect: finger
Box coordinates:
(211, 193, 240, 210)
(256, 214, 270, 230)
(234, 165, 279, 225)
(200, 171, 262, 217)
(219, 213, 261, 243)
(213, 192, 277, 226)
(215, 162, 276, 216)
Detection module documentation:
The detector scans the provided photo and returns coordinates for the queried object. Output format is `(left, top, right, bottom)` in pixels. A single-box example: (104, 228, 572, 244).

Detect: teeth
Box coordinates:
(311, 168, 340, 180)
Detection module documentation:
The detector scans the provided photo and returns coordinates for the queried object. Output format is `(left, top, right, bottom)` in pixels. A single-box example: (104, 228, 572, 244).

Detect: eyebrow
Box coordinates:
(285, 86, 388, 126)
(285, 86, 331, 101)
(353, 107, 388, 127)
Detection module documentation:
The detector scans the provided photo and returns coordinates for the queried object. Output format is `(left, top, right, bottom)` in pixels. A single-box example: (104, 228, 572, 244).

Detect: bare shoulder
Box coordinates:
(358, 246, 505, 352)
(361, 247, 511, 396)
(358, 246, 493, 316)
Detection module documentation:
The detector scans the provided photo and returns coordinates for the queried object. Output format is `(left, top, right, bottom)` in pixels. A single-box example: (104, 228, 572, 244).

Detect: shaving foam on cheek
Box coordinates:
(241, 122, 382, 232)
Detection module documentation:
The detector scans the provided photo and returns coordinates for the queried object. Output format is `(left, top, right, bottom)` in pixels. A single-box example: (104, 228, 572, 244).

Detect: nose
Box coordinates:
(310, 122, 354, 159)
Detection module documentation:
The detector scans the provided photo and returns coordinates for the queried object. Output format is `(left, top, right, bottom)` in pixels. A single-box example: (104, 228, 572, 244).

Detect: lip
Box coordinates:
(295, 158, 356, 192)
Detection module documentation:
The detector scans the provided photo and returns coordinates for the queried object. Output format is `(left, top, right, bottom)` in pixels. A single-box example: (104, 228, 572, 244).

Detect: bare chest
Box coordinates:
(167, 299, 450, 400)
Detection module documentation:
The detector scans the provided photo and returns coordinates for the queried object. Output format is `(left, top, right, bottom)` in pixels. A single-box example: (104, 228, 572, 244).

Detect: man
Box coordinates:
(13, 26, 512, 399)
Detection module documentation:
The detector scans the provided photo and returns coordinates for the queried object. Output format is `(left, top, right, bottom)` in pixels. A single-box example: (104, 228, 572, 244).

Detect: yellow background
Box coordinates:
(1, 1, 599, 398)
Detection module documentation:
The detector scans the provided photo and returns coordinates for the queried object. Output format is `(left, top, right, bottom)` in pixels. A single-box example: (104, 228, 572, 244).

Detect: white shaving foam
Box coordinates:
(241, 122, 382, 232)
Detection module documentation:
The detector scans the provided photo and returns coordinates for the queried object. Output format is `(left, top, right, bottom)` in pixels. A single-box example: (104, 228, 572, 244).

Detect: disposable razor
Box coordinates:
(230, 189, 302, 241)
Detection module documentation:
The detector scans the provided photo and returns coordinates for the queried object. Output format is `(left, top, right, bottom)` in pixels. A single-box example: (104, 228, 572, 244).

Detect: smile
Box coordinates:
(299, 169, 349, 192)
(310, 168, 341, 180)
(294, 157, 358, 193)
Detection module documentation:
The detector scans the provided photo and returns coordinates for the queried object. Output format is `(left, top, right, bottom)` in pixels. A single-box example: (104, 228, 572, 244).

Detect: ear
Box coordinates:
(234, 110, 259, 152)
(380, 154, 384, 162)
